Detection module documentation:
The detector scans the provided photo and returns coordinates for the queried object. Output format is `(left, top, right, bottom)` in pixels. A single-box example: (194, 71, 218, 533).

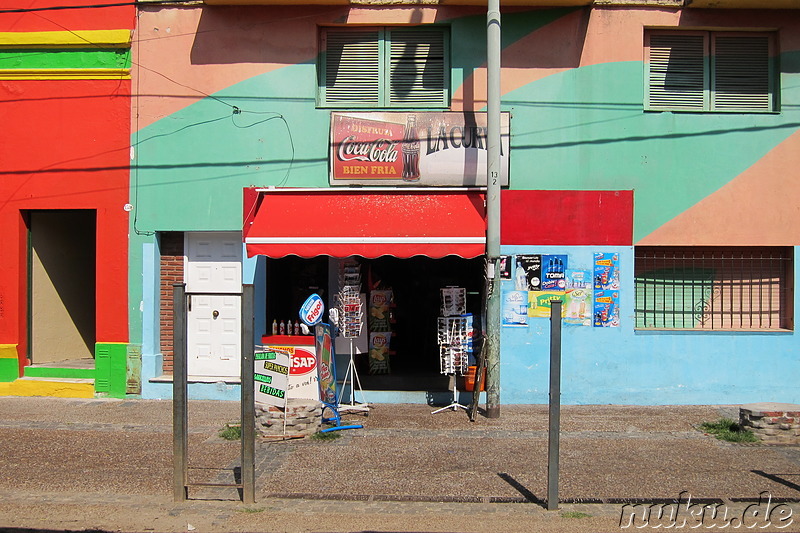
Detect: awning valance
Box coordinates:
(244, 188, 486, 259)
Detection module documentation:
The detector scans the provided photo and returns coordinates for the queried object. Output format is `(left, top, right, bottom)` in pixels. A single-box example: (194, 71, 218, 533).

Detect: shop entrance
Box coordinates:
(265, 255, 484, 392)
(28, 210, 96, 365)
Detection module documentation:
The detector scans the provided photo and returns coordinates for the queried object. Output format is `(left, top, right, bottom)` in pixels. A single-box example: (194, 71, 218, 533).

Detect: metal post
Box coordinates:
(547, 299, 562, 511)
(241, 284, 256, 504)
(172, 283, 188, 502)
(484, 0, 502, 419)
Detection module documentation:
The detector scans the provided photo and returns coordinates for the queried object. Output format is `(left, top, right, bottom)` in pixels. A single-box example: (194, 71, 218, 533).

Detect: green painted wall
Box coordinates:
(0, 48, 130, 69)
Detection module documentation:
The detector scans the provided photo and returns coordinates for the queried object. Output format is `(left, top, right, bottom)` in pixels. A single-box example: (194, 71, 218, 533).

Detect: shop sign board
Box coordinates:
(299, 293, 325, 326)
(264, 343, 319, 400)
(330, 112, 510, 186)
(254, 350, 289, 407)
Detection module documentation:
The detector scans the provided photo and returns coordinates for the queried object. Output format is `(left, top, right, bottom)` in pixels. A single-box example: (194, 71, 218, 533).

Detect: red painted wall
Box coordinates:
(0, 0, 134, 32)
(0, 2, 134, 371)
(501, 190, 634, 246)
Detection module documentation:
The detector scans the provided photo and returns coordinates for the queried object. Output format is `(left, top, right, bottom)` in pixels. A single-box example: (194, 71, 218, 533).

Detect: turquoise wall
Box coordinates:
(131, 7, 800, 403)
(504, 60, 800, 241)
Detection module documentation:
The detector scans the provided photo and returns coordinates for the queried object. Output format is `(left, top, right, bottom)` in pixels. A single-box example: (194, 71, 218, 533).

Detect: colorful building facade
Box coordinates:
(0, 0, 135, 398)
(127, 1, 800, 405)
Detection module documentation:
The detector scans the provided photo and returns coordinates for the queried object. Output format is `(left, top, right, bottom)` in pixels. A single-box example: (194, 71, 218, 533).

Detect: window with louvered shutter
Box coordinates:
(647, 33, 707, 111)
(713, 35, 772, 111)
(388, 29, 447, 107)
(645, 30, 775, 113)
(319, 27, 449, 108)
(323, 30, 381, 106)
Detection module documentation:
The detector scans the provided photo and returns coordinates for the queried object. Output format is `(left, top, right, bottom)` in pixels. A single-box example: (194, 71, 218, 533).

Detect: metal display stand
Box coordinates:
(432, 287, 473, 415)
(336, 261, 369, 412)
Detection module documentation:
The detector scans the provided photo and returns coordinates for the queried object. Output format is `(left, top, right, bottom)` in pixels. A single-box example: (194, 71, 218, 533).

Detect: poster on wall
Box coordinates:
(499, 256, 512, 280)
(563, 288, 592, 326)
(566, 269, 592, 290)
(254, 350, 289, 407)
(330, 112, 510, 186)
(541, 254, 568, 291)
(594, 253, 620, 290)
(502, 290, 528, 327)
(593, 290, 620, 327)
(528, 291, 566, 318)
(514, 255, 541, 291)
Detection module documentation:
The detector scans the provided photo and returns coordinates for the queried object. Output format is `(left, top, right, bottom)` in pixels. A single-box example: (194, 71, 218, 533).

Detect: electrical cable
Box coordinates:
(9, 6, 299, 236)
(0, 1, 199, 15)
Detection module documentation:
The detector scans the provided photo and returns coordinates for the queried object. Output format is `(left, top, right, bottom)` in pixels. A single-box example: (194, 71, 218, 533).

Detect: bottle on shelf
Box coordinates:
(293, 320, 300, 335)
(279, 320, 286, 335)
(272, 320, 278, 336)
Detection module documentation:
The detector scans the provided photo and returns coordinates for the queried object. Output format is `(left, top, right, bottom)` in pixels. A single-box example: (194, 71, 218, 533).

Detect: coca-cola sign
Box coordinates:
(330, 112, 510, 187)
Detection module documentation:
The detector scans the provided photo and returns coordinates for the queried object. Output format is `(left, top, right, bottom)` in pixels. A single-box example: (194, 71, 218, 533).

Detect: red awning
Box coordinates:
(244, 188, 486, 259)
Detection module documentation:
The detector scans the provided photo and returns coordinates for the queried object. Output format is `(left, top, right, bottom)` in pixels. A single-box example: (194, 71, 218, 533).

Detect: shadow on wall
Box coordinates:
(189, 5, 345, 66)
(453, 7, 590, 111)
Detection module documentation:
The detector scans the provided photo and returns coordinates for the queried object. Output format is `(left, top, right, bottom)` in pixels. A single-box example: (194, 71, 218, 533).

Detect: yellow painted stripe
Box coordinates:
(0, 380, 94, 398)
(0, 345, 17, 359)
(0, 68, 130, 80)
(0, 30, 131, 49)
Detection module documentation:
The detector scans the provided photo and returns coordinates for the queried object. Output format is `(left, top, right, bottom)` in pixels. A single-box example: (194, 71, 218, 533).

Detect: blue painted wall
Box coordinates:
(500, 246, 799, 405)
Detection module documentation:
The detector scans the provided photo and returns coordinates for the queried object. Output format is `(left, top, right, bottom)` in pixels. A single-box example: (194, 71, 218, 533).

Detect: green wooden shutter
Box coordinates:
(322, 29, 381, 107)
(712, 35, 772, 112)
(388, 28, 447, 108)
(647, 33, 707, 111)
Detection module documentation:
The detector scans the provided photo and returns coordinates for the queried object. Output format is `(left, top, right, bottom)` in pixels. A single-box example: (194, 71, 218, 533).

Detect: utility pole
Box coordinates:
(485, 0, 501, 418)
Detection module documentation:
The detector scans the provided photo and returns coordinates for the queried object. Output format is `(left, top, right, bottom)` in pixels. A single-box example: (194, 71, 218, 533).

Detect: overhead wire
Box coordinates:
(15, 6, 298, 233)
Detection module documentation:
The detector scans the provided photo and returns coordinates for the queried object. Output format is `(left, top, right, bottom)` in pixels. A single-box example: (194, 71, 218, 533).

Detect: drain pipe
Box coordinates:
(484, 0, 501, 418)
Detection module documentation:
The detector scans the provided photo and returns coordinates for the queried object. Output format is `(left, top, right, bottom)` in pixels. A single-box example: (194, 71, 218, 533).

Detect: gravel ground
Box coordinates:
(1, 398, 799, 532)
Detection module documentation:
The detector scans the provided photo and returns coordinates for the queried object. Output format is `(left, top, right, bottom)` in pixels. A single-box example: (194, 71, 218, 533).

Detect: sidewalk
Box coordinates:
(0, 397, 799, 532)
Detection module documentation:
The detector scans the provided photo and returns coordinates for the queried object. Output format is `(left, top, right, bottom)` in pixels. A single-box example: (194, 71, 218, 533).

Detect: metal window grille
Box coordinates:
(634, 247, 793, 330)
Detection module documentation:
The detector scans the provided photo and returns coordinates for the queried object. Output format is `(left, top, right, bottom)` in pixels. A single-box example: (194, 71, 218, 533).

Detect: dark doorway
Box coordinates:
(360, 256, 484, 391)
(28, 210, 96, 365)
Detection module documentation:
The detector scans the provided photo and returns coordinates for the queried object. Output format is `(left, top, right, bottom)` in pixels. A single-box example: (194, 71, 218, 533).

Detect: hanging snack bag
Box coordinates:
(368, 332, 391, 374)
(369, 290, 393, 332)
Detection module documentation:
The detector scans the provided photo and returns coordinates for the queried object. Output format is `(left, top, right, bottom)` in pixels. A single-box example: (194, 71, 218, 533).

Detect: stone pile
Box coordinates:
(255, 398, 322, 438)
(740, 402, 800, 444)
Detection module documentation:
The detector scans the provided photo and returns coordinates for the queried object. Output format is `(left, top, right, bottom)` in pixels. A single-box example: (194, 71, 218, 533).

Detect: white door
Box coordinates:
(187, 294, 240, 377)
(185, 232, 242, 294)
(185, 232, 242, 378)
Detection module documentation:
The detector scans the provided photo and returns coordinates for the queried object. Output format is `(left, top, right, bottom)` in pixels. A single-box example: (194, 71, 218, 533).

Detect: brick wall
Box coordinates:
(159, 232, 184, 375)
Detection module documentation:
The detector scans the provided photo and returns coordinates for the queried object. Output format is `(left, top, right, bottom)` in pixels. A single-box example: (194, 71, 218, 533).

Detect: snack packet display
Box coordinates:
(368, 332, 391, 374)
(369, 290, 393, 332)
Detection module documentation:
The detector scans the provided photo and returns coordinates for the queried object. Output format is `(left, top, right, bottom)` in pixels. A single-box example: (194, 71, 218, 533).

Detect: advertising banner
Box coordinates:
(315, 323, 337, 406)
(254, 350, 289, 407)
(330, 112, 510, 186)
(264, 343, 319, 400)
